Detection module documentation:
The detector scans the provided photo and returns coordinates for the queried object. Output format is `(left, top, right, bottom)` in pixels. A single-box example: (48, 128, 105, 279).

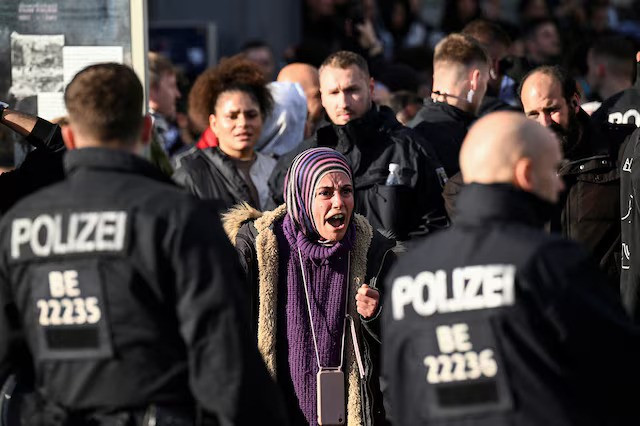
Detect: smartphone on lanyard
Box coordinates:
(317, 368, 346, 425)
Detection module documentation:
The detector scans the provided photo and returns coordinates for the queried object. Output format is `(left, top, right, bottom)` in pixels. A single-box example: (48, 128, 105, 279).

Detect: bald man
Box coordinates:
(383, 112, 639, 426)
(518, 65, 635, 290)
(277, 63, 324, 137)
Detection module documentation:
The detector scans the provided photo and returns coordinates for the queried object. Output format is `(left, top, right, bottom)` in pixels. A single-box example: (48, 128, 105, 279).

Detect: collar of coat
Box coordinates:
(224, 203, 373, 425)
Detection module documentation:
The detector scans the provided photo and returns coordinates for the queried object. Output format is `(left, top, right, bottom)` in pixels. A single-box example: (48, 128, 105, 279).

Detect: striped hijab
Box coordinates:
(284, 147, 353, 238)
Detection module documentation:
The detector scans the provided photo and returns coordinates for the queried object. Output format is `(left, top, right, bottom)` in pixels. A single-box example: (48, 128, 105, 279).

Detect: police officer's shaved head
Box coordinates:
(277, 63, 319, 86)
(278, 63, 323, 126)
(64, 63, 147, 148)
(460, 111, 564, 203)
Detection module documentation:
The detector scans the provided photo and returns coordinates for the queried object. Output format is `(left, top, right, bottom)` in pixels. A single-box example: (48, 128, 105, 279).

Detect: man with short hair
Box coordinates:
(0, 63, 286, 424)
(590, 44, 640, 126)
(518, 65, 634, 288)
(409, 33, 490, 177)
(269, 50, 448, 240)
(241, 40, 276, 80)
(586, 36, 635, 103)
(523, 18, 562, 67)
(383, 112, 639, 426)
(462, 19, 520, 112)
(148, 51, 187, 159)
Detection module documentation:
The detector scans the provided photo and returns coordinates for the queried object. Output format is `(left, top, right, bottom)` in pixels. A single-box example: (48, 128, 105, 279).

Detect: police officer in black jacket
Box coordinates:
(621, 126, 640, 320)
(269, 51, 448, 241)
(408, 34, 489, 178)
(0, 63, 287, 425)
(383, 112, 640, 426)
(589, 46, 639, 127)
(445, 66, 635, 289)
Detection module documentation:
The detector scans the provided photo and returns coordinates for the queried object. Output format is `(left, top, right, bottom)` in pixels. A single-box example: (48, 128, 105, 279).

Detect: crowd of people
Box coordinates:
(2, 0, 640, 425)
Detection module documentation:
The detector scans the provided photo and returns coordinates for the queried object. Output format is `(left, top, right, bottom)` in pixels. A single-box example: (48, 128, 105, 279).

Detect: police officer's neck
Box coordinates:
(431, 85, 476, 114)
(432, 66, 477, 113)
(71, 138, 143, 155)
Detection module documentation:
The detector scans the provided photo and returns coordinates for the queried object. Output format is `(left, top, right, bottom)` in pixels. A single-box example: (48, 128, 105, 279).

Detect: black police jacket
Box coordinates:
(0, 148, 287, 424)
(591, 61, 640, 127)
(0, 118, 65, 215)
(408, 100, 476, 177)
(443, 110, 634, 290)
(268, 105, 449, 241)
(382, 183, 640, 426)
(554, 110, 634, 289)
(620, 126, 640, 320)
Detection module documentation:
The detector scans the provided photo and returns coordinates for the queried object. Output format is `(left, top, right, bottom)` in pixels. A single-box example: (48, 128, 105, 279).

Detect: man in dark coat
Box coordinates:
(444, 65, 634, 289)
(0, 63, 287, 425)
(518, 65, 635, 289)
(269, 50, 448, 241)
(383, 112, 640, 426)
(407, 33, 490, 178)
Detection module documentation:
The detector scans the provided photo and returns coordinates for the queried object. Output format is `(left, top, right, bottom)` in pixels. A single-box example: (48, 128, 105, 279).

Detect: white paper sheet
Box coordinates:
(63, 46, 124, 85)
(37, 92, 66, 121)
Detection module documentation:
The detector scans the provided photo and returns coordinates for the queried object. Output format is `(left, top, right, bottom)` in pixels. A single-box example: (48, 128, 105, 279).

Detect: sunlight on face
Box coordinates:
(210, 90, 263, 159)
(312, 172, 354, 241)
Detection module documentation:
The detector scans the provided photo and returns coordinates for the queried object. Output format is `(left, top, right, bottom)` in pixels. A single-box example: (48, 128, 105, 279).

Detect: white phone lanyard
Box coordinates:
(298, 248, 349, 371)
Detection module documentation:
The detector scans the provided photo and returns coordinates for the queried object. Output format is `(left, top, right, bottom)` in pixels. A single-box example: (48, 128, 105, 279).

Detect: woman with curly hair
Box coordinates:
(174, 56, 275, 211)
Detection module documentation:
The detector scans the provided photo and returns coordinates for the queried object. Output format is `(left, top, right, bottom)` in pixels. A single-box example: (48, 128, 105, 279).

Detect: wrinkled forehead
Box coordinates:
(522, 74, 565, 108)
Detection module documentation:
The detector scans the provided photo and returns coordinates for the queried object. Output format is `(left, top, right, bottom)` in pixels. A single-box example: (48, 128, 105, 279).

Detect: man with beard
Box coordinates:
(518, 65, 635, 289)
(269, 50, 448, 240)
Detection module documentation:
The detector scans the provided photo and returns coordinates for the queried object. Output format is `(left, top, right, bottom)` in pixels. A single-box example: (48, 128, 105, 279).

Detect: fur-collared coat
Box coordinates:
(223, 203, 397, 425)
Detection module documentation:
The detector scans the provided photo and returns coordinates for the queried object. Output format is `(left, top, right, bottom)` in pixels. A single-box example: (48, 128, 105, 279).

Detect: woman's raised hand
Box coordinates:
(356, 284, 380, 319)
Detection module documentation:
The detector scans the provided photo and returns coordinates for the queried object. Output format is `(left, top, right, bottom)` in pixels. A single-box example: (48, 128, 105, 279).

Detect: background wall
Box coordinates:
(148, 0, 301, 63)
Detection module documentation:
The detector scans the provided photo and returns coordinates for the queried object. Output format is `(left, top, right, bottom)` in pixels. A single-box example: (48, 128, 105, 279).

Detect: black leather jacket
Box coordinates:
(408, 100, 476, 177)
(269, 105, 449, 241)
(383, 184, 639, 426)
(443, 110, 634, 289)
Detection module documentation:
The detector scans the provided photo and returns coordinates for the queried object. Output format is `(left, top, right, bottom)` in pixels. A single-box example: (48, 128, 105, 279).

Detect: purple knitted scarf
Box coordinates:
(279, 214, 354, 424)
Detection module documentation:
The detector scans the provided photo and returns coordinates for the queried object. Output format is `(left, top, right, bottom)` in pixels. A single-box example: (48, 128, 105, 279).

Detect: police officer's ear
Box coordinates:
(61, 125, 77, 150)
(141, 114, 153, 146)
(368, 77, 375, 98)
(469, 68, 481, 91)
(513, 157, 535, 193)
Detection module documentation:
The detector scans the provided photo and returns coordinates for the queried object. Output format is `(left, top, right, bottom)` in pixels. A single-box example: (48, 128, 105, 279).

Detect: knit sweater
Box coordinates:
(276, 214, 355, 424)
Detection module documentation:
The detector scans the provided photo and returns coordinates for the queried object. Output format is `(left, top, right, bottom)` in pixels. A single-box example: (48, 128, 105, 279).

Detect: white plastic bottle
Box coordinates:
(385, 163, 402, 186)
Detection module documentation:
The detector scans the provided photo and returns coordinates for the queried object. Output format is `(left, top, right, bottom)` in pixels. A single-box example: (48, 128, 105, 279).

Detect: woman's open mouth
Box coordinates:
(326, 213, 346, 229)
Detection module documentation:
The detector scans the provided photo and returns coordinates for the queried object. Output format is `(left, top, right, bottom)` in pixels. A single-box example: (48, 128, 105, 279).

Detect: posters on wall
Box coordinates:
(0, 0, 145, 121)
